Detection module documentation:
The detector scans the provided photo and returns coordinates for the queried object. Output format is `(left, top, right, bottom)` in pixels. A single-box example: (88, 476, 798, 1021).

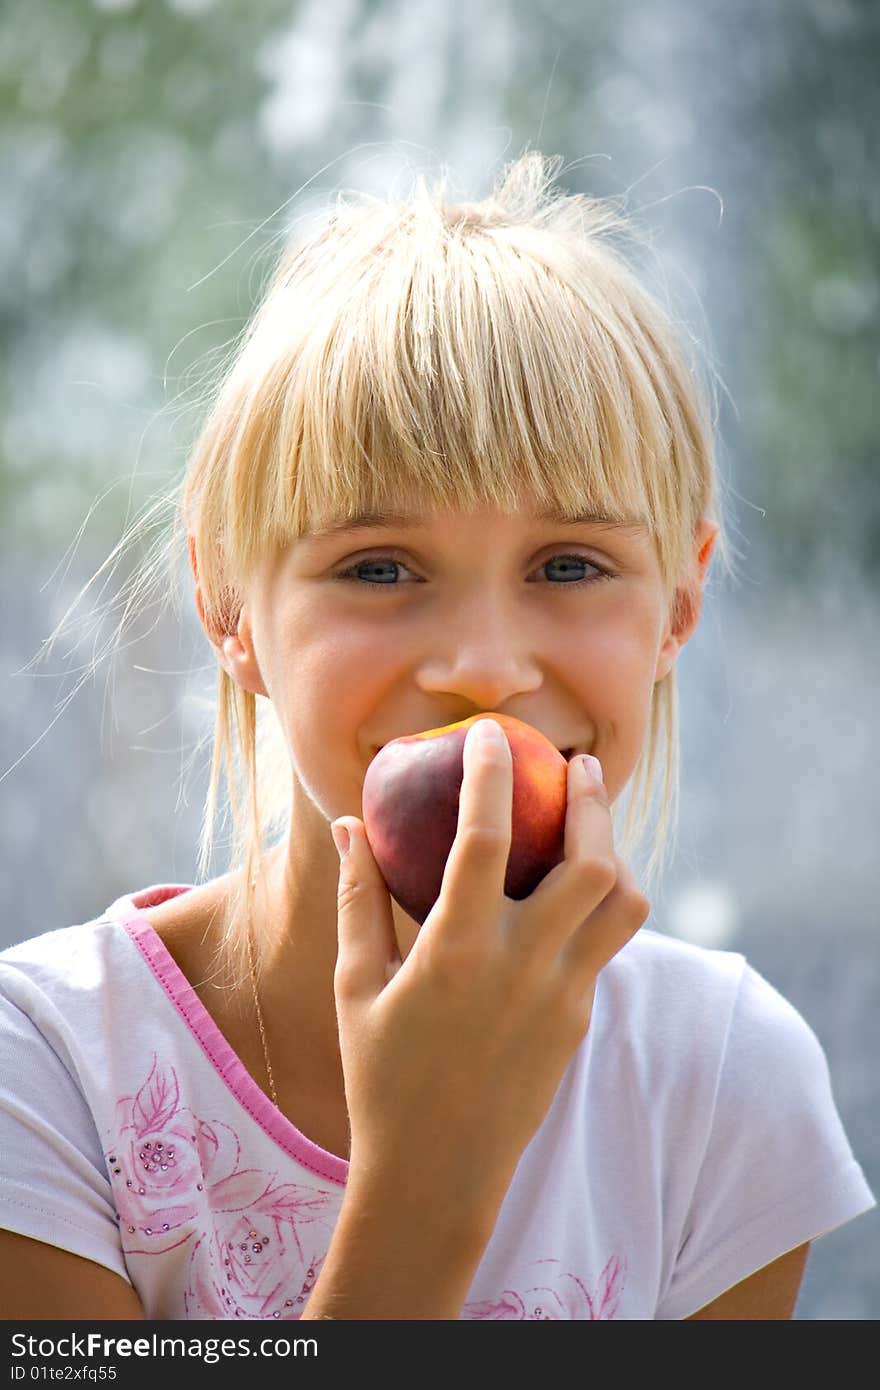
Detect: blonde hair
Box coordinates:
(80, 152, 739, 992)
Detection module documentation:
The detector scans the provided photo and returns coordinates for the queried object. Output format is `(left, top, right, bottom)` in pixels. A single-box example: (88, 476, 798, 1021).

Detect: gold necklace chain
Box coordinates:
(245, 920, 279, 1110)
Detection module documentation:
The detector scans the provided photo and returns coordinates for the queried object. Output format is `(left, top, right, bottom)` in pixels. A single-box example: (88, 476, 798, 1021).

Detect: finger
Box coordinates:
(332, 817, 401, 1005)
(517, 753, 617, 957)
(425, 718, 513, 941)
(560, 854, 650, 979)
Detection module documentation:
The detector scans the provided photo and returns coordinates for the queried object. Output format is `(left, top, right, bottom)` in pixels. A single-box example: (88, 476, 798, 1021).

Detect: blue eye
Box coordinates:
(334, 553, 613, 590)
(542, 554, 607, 585)
(339, 557, 409, 586)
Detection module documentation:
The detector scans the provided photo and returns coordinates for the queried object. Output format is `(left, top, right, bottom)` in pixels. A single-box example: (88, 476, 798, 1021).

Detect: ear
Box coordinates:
(188, 534, 269, 698)
(654, 520, 719, 683)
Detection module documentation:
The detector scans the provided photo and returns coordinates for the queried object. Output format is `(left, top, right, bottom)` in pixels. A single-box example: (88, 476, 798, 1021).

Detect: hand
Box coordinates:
(331, 718, 649, 1231)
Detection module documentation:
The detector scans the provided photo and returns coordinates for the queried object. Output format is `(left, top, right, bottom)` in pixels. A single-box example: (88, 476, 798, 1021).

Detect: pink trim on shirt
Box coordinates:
(106, 885, 349, 1188)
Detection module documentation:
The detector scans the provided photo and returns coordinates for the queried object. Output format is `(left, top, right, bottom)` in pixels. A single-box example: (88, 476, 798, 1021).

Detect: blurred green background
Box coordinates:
(1, 0, 877, 1318)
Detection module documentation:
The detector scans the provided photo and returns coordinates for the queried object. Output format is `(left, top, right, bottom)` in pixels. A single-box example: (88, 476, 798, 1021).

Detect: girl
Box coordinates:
(0, 154, 873, 1321)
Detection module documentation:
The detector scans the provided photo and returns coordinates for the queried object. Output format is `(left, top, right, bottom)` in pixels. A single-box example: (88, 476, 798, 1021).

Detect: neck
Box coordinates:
(246, 828, 419, 1088)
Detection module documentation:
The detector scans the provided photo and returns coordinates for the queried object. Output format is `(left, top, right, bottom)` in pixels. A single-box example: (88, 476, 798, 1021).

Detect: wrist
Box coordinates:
(300, 1170, 496, 1320)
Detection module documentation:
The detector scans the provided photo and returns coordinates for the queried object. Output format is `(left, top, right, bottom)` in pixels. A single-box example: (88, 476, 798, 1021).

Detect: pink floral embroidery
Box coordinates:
(462, 1255, 627, 1319)
(106, 1058, 624, 1320)
(105, 1055, 337, 1318)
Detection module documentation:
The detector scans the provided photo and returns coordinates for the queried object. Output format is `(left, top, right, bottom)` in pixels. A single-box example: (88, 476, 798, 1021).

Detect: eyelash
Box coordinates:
(333, 551, 615, 592)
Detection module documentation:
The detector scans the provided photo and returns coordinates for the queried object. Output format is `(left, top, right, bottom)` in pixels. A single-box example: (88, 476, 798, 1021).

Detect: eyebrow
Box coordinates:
(304, 506, 650, 540)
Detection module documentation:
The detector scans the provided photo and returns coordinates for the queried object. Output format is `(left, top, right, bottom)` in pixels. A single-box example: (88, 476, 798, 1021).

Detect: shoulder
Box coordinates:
(593, 927, 834, 1106)
(1, 916, 114, 1008)
(609, 921, 743, 972)
(620, 931, 832, 1089)
(598, 923, 828, 1038)
(625, 931, 870, 1212)
(649, 938, 875, 1318)
(0, 882, 196, 1029)
(597, 925, 747, 1043)
(0, 910, 153, 1296)
(0, 914, 126, 1082)
(604, 922, 746, 984)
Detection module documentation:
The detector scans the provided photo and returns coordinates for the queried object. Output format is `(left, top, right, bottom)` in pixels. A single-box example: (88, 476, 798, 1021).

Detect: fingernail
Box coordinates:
(331, 821, 350, 857)
(578, 754, 604, 785)
(471, 718, 504, 746)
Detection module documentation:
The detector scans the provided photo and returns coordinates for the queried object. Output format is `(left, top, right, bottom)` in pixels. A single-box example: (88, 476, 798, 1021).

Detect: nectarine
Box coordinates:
(361, 713, 568, 926)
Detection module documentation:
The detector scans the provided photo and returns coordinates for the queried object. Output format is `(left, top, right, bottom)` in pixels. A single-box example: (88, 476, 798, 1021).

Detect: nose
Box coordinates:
(414, 592, 543, 709)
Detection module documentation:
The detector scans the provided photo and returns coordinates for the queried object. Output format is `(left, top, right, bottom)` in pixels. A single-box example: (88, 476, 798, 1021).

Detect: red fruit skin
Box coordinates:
(361, 713, 568, 926)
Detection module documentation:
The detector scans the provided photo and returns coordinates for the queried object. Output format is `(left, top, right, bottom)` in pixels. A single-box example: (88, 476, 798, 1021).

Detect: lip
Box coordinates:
(373, 740, 580, 762)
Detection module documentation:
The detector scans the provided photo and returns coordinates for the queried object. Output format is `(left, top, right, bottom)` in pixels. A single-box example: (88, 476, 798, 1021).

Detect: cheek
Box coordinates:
(261, 615, 397, 757)
(570, 609, 660, 704)
(567, 609, 662, 788)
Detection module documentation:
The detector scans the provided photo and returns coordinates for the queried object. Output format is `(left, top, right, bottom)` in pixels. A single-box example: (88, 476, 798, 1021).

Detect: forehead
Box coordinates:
(302, 502, 651, 542)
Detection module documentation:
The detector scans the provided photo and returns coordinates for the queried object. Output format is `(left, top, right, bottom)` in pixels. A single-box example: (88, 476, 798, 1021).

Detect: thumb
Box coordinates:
(331, 817, 400, 1004)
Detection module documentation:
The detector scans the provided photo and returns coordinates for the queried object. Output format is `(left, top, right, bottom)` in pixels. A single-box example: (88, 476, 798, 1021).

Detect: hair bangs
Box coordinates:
(239, 214, 675, 579)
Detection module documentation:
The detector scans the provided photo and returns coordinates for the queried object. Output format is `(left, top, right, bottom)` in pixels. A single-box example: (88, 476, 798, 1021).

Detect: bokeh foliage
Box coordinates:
(1, 0, 877, 587)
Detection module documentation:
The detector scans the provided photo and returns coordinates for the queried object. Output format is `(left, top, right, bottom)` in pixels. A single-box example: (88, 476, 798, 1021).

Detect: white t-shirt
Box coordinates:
(0, 884, 874, 1321)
